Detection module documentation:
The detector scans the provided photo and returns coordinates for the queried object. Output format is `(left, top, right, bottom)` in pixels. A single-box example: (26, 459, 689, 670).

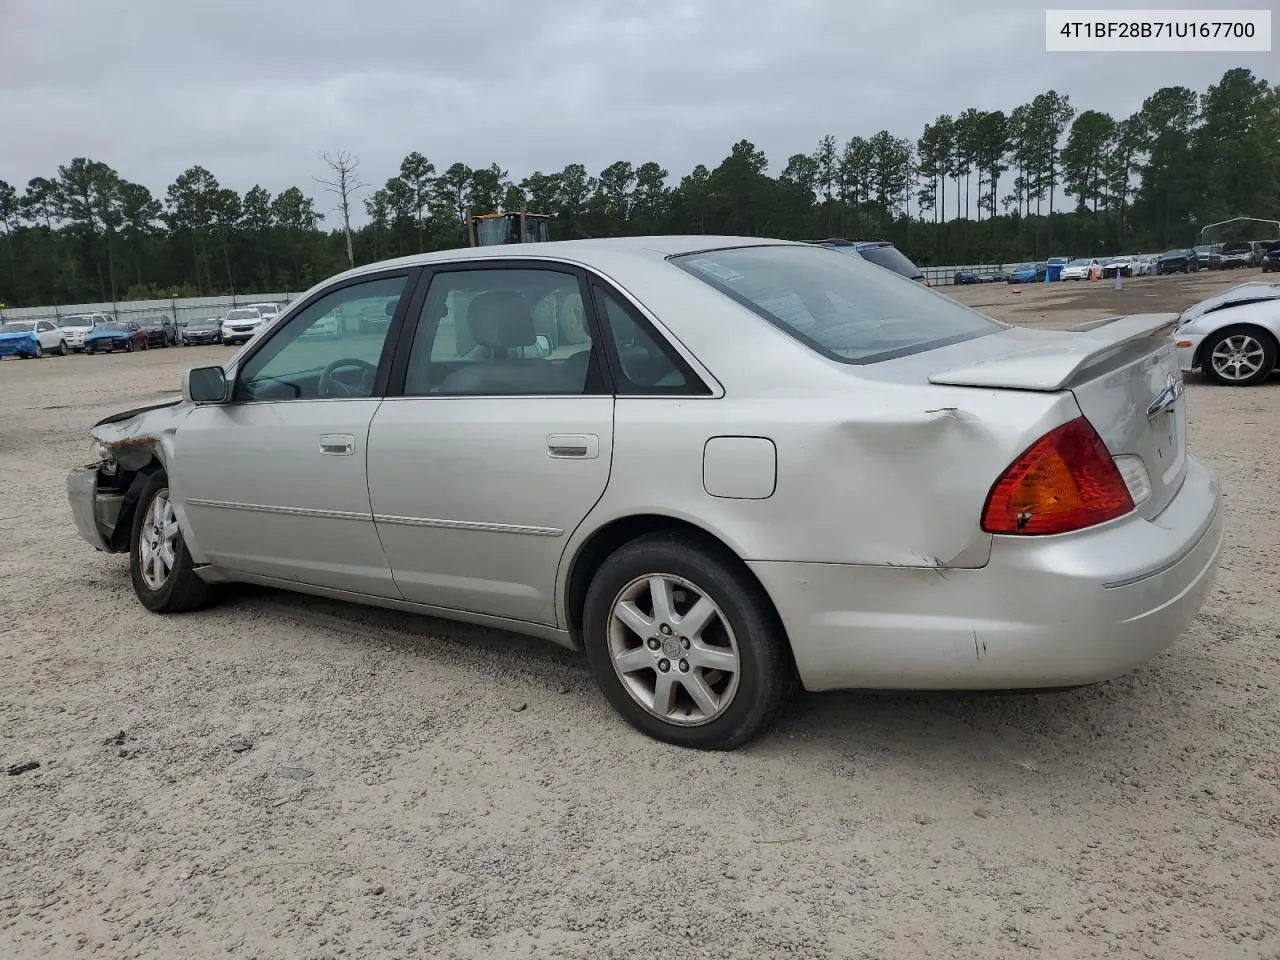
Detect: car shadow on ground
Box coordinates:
(205, 580, 1194, 781)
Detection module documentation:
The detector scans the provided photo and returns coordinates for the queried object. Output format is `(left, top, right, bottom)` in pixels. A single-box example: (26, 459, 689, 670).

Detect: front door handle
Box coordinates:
(319, 434, 355, 456)
(547, 433, 599, 459)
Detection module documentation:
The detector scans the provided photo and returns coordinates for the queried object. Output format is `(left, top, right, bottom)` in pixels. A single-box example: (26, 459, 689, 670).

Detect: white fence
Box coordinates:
(0, 293, 299, 328)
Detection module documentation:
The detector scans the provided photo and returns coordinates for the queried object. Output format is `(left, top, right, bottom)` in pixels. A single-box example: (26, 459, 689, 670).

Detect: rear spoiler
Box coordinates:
(928, 313, 1179, 392)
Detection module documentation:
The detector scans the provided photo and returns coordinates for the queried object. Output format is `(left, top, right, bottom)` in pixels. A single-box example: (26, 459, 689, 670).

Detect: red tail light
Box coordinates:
(981, 417, 1135, 535)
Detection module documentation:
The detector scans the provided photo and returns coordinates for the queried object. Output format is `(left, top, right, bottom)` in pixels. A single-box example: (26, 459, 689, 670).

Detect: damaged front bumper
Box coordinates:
(67, 464, 125, 552)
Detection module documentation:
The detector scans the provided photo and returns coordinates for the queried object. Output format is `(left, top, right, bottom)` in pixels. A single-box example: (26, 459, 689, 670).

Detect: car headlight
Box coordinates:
(88, 437, 116, 471)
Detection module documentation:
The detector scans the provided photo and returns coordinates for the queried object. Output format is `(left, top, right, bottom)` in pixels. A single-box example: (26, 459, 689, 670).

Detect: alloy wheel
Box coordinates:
(1210, 334, 1266, 382)
(607, 574, 741, 726)
(139, 490, 180, 591)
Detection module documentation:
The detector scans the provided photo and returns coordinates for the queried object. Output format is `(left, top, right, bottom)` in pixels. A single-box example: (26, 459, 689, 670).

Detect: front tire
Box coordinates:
(129, 471, 214, 613)
(1202, 327, 1277, 387)
(33, 343, 43, 358)
(58, 340, 68, 356)
(581, 533, 793, 750)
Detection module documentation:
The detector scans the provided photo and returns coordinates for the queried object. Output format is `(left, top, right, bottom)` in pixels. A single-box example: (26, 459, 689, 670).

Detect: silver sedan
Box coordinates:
(67, 237, 1224, 750)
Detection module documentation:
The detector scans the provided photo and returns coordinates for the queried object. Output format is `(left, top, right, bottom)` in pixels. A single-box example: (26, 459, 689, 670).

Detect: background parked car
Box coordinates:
(58, 312, 111, 351)
(0, 319, 69, 357)
(84, 321, 148, 354)
(1008, 262, 1047, 284)
(221, 307, 267, 345)
(136, 314, 177, 347)
(1260, 242, 1280, 273)
(1158, 249, 1199, 274)
(181, 317, 223, 345)
(1194, 243, 1222, 269)
(1174, 281, 1280, 386)
(1060, 257, 1101, 280)
(1101, 256, 1134, 278)
(247, 302, 283, 321)
(0, 321, 50, 358)
(1218, 241, 1255, 270)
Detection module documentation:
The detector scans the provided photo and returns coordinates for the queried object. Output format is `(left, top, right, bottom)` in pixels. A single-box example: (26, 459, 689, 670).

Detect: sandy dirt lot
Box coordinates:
(2, 270, 1278, 959)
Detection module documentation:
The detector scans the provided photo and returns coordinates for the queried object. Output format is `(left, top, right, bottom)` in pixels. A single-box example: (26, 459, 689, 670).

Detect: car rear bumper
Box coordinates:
(750, 455, 1222, 692)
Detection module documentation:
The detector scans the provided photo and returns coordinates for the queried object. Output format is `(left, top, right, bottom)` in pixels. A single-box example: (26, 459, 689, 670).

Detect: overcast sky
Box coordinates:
(2, 0, 1274, 217)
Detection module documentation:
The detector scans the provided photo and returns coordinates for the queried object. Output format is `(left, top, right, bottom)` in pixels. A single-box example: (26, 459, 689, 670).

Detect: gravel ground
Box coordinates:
(2, 270, 1278, 959)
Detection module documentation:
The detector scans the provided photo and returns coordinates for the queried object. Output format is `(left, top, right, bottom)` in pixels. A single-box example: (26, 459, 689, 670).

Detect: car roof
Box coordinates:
(327, 235, 802, 285)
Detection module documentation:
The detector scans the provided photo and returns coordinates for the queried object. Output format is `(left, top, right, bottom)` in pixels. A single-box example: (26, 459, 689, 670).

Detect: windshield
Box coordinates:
(854, 244, 924, 281)
(1, 322, 36, 333)
(227, 309, 259, 321)
(252, 304, 278, 314)
(189, 319, 218, 328)
(61, 315, 95, 327)
(139, 318, 163, 328)
(1067, 259, 1091, 267)
(102, 322, 129, 331)
(673, 244, 1000, 365)
(1194, 244, 1213, 253)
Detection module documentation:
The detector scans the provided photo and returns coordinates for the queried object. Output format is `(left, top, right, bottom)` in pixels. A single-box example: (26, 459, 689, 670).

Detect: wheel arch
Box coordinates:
(561, 513, 792, 658)
(1195, 321, 1279, 373)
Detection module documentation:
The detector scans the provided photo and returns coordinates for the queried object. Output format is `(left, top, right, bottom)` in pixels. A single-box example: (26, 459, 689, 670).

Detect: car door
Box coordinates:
(36, 321, 60, 350)
(366, 263, 614, 625)
(171, 270, 417, 597)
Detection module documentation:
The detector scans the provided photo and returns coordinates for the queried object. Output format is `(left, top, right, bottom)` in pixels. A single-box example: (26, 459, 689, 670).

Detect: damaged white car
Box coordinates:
(67, 237, 1224, 750)
(1173, 281, 1280, 386)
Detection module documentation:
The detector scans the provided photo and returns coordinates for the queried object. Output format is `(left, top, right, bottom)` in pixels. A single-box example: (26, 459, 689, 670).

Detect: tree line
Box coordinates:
(0, 67, 1276, 308)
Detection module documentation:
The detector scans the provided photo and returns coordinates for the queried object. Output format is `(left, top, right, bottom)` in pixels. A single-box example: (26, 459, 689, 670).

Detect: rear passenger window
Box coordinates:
(592, 287, 706, 395)
(403, 268, 599, 397)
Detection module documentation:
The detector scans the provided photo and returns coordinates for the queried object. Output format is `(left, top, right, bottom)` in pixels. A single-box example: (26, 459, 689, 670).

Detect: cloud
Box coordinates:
(2, 0, 1273, 214)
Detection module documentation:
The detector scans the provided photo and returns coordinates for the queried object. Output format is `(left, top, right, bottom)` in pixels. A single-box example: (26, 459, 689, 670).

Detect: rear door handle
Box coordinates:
(547, 434, 599, 459)
(319, 434, 355, 456)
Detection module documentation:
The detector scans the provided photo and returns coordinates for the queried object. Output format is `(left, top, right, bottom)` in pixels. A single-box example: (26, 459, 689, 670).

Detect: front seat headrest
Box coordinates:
(467, 291, 536, 350)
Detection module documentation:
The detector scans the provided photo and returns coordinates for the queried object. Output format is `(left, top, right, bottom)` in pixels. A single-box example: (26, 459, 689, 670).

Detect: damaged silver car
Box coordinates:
(68, 237, 1224, 750)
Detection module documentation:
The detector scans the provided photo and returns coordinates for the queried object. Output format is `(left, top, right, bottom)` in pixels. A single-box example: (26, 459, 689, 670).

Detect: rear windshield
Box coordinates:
(673, 244, 1000, 364)
(855, 244, 924, 281)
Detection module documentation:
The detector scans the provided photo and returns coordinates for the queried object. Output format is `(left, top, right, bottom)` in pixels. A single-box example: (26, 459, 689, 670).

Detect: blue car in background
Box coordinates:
(0, 322, 43, 359)
(1008, 262, 1047, 284)
(83, 321, 147, 354)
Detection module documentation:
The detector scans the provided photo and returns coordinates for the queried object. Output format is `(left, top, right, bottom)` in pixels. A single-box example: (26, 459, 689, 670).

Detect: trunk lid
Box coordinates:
(926, 313, 1186, 518)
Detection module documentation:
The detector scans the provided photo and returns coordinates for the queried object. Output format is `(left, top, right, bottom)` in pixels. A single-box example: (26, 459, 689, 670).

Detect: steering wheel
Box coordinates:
(320, 358, 378, 398)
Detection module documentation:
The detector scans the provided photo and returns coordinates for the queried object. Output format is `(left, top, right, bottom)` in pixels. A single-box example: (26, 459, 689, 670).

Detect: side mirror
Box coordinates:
(184, 366, 228, 404)
(533, 334, 552, 358)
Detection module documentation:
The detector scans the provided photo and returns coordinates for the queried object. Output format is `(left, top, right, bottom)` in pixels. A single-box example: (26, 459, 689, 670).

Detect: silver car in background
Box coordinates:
(66, 237, 1223, 750)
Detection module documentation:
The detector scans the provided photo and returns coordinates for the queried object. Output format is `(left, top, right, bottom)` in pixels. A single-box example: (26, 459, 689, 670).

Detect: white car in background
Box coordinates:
(1061, 258, 1101, 281)
(220, 307, 267, 346)
(59, 313, 112, 351)
(1174, 281, 1280, 386)
(248, 302, 283, 321)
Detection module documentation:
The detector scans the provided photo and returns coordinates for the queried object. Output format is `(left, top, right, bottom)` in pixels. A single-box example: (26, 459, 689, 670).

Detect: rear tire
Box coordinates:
(581, 532, 793, 750)
(129, 471, 214, 614)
